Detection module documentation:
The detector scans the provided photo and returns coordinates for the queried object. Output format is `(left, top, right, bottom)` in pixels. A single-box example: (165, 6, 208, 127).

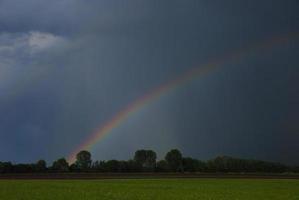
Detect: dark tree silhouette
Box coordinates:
(35, 160, 47, 172)
(52, 158, 69, 172)
(134, 150, 146, 168)
(156, 160, 169, 172)
(14, 164, 34, 173)
(0, 149, 297, 174)
(134, 150, 157, 171)
(145, 150, 157, 171)
(75, 150, 92, 171)
(69, 163, 79, 172)
(126, 160, 141, 172)
(0, 162, 13, 173)
(104, 160, 120, 172)
(182, 157, 206, 172)
(165, 149, 183, 172)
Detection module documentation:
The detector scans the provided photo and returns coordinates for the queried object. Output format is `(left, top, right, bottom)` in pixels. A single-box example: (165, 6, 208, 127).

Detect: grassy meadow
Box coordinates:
(0, 178, 298, 200)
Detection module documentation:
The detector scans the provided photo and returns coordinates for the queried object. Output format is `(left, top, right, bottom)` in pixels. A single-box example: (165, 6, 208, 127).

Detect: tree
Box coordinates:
(118, 161, 130, 172)
(145, 150, 157, 171)
(14, 164, 33, 173)
(165, 149, 183, 172)
(134, 150, 157, 171)
(156, 160, 169, 172)
(35, 160, 47, 172)
(182, 157, 205, 172)
(52, 158, 69, 172)
(75, 150, 92, 171)
(0, 162, 13, 173)
(69, 163, 79, 172)
(126, 160, 141, 172)
(292, 166, 299, 173)
(92, 161, 106, 172)
(104, 160, 120, 172)
(134, 150, 147, 167)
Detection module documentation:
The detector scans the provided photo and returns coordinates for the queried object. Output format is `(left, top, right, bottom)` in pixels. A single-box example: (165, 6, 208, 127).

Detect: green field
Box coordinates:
(0, 179, 299, 200)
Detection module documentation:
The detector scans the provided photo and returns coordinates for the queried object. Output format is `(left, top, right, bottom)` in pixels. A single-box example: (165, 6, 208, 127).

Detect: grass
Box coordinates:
(0, 179, 299, 200)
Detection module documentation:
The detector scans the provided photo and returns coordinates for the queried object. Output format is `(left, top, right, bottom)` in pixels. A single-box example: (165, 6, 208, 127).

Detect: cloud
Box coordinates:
(27, 31, 66, 54)
(0, 0, 78, 34)
(0, 0, 153, 36)
(0, 31, 67, 97)
(0, 31, 66, 56)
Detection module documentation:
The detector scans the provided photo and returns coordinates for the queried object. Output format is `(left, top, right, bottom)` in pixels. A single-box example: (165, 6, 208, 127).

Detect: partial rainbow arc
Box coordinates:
(67, 32, 298, 163)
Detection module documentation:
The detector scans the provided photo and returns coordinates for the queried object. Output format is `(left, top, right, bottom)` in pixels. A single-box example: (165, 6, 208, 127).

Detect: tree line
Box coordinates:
(0, 149, 298, 173)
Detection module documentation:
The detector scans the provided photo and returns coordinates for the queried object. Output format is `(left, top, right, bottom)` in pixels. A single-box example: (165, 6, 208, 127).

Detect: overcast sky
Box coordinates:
(0, 0, 298, 164)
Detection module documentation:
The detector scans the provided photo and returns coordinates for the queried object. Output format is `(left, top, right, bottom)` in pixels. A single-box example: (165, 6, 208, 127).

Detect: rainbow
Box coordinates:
(67, 32, 298, 163)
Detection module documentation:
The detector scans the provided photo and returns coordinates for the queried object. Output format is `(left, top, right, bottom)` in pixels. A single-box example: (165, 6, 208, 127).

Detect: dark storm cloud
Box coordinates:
(0, 0, 298, 163)
(0, 0, 153, 35)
